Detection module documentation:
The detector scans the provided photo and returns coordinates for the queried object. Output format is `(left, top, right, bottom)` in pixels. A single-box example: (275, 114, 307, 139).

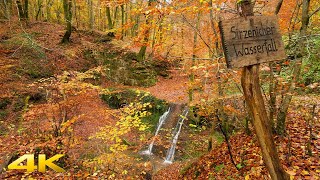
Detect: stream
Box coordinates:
(140, 105, 188, 171)
(141, 107, 171, 155)
(164, 108, 189, 164)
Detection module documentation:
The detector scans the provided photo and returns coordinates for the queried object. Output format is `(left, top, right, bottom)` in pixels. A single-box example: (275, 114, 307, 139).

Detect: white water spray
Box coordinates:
(164, 108, 189, 164)
(141, 107, 171, 155)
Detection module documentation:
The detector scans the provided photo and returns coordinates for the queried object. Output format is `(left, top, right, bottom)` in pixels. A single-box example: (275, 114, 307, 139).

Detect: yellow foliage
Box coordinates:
(86, 92, 152, 174)
(60, 115, 83, 133)
(93, 98, 151, 147)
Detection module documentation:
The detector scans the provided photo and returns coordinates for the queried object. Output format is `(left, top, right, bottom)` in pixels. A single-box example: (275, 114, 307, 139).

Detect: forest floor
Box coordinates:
(155, 96, 320, 179)
(145, 70, 189, 104)
(0, 21, 319, 179)
(0, 20, 191, 179)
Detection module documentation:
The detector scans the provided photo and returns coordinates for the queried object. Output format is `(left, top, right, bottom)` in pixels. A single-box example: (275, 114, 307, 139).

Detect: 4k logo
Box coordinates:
(8, 154, 65, 172)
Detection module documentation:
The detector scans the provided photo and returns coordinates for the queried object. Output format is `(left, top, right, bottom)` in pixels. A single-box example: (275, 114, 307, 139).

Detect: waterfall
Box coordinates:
(141, 107, 171, 155)
(164, 108, 189, 164)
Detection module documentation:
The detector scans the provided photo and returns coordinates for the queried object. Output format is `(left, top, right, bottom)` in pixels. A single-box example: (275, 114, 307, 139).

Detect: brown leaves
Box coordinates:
(175, 98, 320, 179)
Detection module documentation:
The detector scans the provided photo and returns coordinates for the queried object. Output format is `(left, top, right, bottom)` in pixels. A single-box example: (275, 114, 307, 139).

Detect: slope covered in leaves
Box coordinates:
(0, 21, 168, 179)
(155, 96, 320, 179)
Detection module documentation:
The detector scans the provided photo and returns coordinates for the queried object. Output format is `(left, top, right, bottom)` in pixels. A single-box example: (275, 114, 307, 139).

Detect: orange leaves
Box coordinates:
(283, 61, 290, 65)
(100, 0, 129, 7)
(223, 104, 241, 116)
(60, 115, 83, 133)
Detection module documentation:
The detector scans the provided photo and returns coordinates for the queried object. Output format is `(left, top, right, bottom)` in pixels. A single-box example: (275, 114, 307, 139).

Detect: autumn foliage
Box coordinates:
(0, 0, 319, 179)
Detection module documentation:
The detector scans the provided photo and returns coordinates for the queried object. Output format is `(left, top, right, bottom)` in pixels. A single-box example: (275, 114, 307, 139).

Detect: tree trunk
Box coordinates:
(72, 0, 77, 27)
(88, 0, 93, 30)
(55, 3, 62, 24)
(45, 0, 52, 21)
(0, 1, 4, 18)
(125, 4, 128, 36)
(180, 25, 184, 58)
(267, 0, 284, 132)
(16, 1, 25, 20)
(97, 0, 100, 30)
(106, 6, 112, 29)
(149, 18, 157, 60)
(106, 6, 114, 36)
(132, 12, 139, 37)
(112, 6, 118, 27)
(35, 0, 43, 21)
(269, 67, 277, 131)
(187, 10, 201, 126)
(137, 0, 153, 61)
(158, 16, 164, 44)
(5, 0, 12, 20)
(121, 4, 124, 40)
(16, 0, 29, 21)
(276, 0, 310, 135)
(137, 34, 148, 61)
(102, 8, 105, 31)
(24, 0, 28, 19)
(275, 0, 284, 15)
(209, 0, 220, 56)
(77, 5, 80, 28)
(189, 11, 201, 102)
(61, 0, 72, 43)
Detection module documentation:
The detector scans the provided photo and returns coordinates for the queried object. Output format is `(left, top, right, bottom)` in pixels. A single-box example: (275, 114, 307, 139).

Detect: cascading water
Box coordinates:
(164, 108, 189, 164)
(141, 107, 171, 155)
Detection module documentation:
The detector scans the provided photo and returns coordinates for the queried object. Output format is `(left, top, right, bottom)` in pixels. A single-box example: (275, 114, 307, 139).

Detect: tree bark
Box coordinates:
(133, 12, 139, 37)
(276, 0, 310, 135)
(17, 0, 30, 21)
(209, 0, 220, 56)
(24, 0, 28, 19)
(0, 1, 4, 18)
(268, 0, 284, 131)
(97, 0, 100, 30)
(77, 5, 80, 28)
(72, 0, 77, 27)
(269, 67, 278, 131)
(45, 0, 52, 21)
(106, 6, 115, 36)
(137, 0, 153, 61)
(5, 0, 12, 20)
(35, 0, 42, 21)
(106, 6, 112, 29)
(61, 0, 72, 43)
(88, 0, 93, 30)
(275, 0, 283, 15)
(16, 1, 25, 20)
(112, 6, 118, 27)
(121, 4, 125, 40)
(189, 11, 201, 102)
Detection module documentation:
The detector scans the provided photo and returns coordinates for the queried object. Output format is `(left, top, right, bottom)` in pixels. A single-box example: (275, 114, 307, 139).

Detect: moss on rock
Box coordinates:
(84, 46, 169, 87)
(100, 88, 169, 132)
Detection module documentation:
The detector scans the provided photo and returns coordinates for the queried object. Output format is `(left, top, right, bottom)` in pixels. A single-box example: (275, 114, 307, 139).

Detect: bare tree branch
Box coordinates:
(309, 6, 320, 18)
(275, 0, 283, 15)
(180, 14, 216, 56)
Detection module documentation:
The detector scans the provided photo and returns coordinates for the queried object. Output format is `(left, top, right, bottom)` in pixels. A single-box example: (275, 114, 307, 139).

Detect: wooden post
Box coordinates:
(239, 1, 289, 179)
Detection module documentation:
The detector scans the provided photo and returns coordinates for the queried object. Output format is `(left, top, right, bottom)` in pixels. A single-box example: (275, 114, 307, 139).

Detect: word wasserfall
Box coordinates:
(233, 39, 278, 57)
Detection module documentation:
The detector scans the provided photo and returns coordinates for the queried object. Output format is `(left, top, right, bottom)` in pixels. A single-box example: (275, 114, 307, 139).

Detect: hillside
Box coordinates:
(1, 0, 320, 179)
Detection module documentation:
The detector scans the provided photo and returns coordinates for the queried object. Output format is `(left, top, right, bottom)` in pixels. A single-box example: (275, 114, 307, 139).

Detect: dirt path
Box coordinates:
(146, 70, 188, 104)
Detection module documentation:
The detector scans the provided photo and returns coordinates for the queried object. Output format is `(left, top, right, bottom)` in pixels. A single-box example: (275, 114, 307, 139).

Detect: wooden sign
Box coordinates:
(219, 15, 286, 68)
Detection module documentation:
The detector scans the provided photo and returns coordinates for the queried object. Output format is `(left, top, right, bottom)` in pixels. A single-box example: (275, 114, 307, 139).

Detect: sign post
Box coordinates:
(219, 1, 289, 179)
